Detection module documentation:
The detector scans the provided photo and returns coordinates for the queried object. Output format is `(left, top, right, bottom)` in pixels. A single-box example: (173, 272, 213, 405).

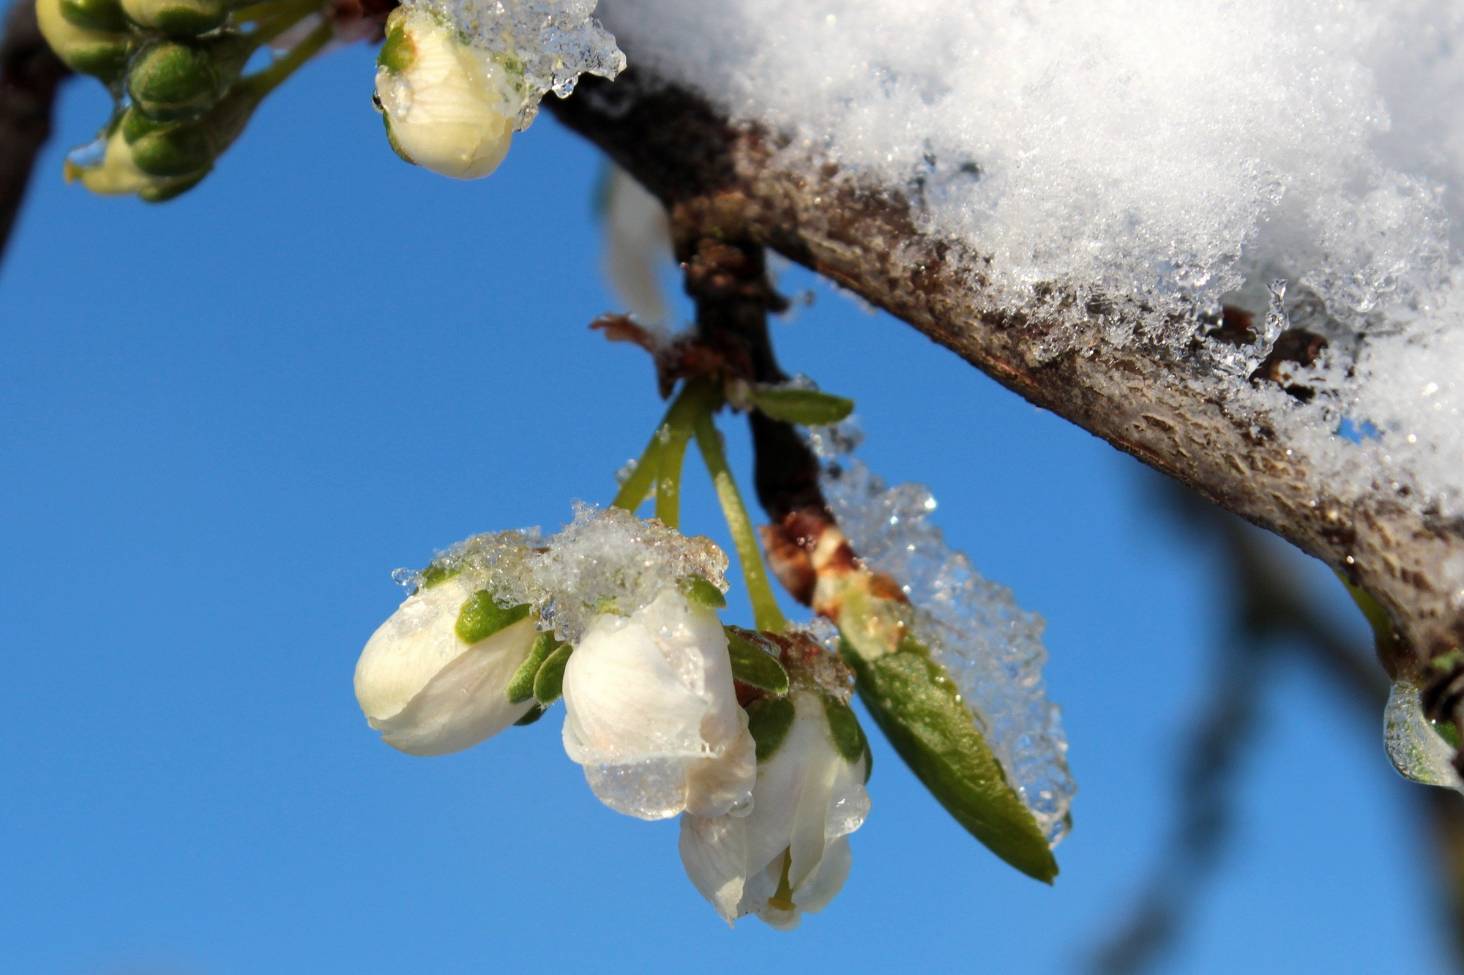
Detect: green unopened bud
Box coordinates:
(128, 120, 213, 177)
(67, 118, 210, 200)
(119, 0, 225, 35)
(59, 0, 127, 32)
(35, 0, 131, 81)
(127, 40, 225, 122)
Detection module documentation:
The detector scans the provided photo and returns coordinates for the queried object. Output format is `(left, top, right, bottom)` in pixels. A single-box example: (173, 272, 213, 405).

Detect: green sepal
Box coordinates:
(419, 562, 461, 589)
(507, 632, 561, 704)
(454, 591, 530, 645)
(60, 0, 127, 33)
(747, 696, 796, 763)
(725, 627, 790, 695)
(533, 643, 573, 705)
(841, 634, 1058, 883)
(821, 695, 869, 768)
(377, 18, 417, 74)
(749, 385, 855, 426)
(514, 704, 548, 727)
(680, 576, 726, 609)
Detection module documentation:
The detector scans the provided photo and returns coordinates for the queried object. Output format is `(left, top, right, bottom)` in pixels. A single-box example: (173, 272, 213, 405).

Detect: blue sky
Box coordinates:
(1, 31, 1453, 975)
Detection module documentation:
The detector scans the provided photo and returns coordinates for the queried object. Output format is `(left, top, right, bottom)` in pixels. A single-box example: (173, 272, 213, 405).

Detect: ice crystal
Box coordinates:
(810, 426, 1075, 845)
(402, 505, 727, 644)
(409, 0, 625, 127)
(1383, 681, 1463, 793)
(599, 0, 1464, 520)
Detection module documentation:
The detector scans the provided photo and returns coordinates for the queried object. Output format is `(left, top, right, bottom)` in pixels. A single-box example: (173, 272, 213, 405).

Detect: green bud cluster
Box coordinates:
(38, 0, 330, 202)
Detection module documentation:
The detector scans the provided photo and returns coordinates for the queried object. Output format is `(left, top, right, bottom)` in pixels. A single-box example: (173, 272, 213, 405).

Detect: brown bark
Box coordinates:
(548, 70, 1464, 711)
(0, 0, 68, 266)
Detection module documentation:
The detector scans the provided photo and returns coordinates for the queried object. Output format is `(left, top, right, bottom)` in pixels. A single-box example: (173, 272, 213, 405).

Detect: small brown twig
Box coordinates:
(0, 0, 70, 267)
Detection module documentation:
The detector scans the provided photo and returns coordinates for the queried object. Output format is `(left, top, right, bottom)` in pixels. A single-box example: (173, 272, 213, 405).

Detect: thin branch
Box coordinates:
(0, 0, 69, 265)
(549, 71, 1464, 711)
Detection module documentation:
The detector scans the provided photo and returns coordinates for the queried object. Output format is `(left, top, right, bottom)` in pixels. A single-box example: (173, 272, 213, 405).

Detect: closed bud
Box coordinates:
(561, 587, 757, 820)
(35, 0, 131, 81)
(354, 575, 540, 756)
(127, 40, 224, 122)
(118, 0, 225, 36)
(65, 124, 209, 200)
(679, 690, 871, 929)
(59, 0, 127, 33)
(373, 8, 518, 181)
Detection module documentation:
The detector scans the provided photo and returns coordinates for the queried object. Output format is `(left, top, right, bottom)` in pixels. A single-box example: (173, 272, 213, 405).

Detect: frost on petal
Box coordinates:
(354, 575, 538, 755)
(404, 0, 625, 129)
(561, 588, 754, 819)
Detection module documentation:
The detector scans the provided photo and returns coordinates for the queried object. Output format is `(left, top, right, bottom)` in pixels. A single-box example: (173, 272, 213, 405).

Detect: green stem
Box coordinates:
(693, 410, 787, 633)
(241, 17, 332, 99)
(612, 382, 708, 516)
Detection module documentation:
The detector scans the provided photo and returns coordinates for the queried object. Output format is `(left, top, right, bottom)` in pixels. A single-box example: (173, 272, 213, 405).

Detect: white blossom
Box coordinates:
(373, 7, 517, 180)
(678, 690, 870, 929)
(561, 587, 755, 820)
(354, 574, 538, 755)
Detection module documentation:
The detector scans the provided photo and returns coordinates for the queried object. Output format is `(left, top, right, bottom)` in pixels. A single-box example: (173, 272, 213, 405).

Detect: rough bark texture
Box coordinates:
(548, 71, 1464, 705)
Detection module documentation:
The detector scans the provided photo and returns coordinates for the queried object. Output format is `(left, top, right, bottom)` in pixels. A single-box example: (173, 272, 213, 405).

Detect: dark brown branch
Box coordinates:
(0, 0, 69, 265)
(548, 71, 1464, 717)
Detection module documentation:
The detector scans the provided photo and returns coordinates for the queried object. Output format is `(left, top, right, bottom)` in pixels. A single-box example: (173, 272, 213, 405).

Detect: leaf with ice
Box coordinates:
(809, 426, 1075, 855)
(1384, 680, 1464, 793)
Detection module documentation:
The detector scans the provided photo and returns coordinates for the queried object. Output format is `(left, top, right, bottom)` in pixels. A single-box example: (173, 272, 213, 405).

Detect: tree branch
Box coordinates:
(549, 71, 1464, 708)
(0, 0, 69, 265)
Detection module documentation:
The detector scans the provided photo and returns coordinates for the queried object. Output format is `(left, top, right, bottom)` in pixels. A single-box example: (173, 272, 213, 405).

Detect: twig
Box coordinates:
(0, 0, 70, 266)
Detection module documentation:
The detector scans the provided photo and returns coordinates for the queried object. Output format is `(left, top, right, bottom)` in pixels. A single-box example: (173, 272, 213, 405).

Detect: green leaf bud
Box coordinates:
(127, 41, 226, 122)
(377, 16, 417, 75)
(59, 0, 127, 33)
(506, 631, 561, 705)
(679, 575, 726, 609)
(138, 169, 209, 203)
(122, 112, 213, 177)
(35, 0, 131, 81)
(119, 0, 226, 36)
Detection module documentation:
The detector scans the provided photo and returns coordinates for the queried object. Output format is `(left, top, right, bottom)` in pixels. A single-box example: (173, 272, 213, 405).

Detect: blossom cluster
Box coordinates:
(353, 507, 870, 927)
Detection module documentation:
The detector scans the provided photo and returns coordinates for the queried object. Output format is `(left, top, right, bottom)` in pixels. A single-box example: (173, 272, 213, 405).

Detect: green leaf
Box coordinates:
(747, 696, 796, 762)
(454, 592, 530, 645)
(680, 575, 726, 609)
(725, 627, 790, 694)
(749, 386, 855, 426)
(841, 635, 1058, 883)
(507, 632, 561, 704)
(533, 643, 573, 705)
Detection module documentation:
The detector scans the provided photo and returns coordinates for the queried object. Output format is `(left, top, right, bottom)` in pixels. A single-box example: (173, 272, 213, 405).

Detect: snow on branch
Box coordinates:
(548, 19, 1464, 706)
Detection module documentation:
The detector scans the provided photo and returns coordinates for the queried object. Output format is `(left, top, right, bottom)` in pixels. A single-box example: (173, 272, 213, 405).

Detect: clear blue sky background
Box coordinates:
(1, 27, 1454, 975)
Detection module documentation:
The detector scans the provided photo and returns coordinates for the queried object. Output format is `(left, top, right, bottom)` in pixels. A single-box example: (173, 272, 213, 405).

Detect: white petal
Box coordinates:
(791, 837, 852, 918)
(678, 814, 748, 924)
(354, 577, 536, 755)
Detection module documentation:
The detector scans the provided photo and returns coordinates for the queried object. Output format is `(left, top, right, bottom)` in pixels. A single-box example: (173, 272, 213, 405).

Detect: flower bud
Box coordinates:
(127, 40, 225, 122)
(121, 108, 214, 178)
(373, 8, 517, 181)
(66, 123, 210, 200)
(59, 0, 126, 32)
(35, 0, 131, 81)
(354, 574, 540, 756)
(119, 0, 225, 36)
(678, 691, 871, 929)
(561, 587, 756, 820)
